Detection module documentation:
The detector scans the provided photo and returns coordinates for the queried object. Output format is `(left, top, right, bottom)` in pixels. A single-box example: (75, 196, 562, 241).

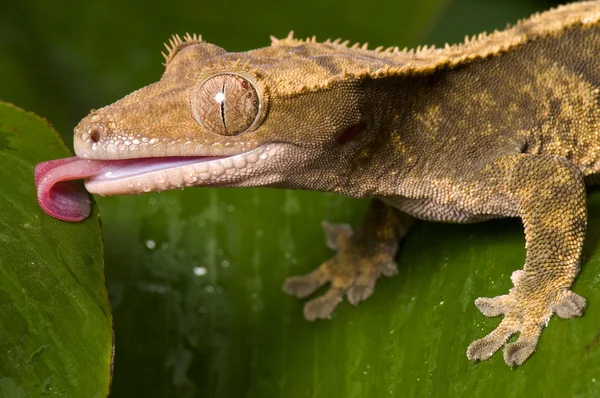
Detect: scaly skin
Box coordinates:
(72, 1, 600, 366)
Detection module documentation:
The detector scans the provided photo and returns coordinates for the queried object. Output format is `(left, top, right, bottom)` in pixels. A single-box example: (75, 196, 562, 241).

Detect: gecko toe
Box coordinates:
(475, 295, 510, 317)
(503, 336, 538, 367)
(553, 290, 586, 319)
(380, 261, 399, 277)
(303, 287, 344, 321)
(347, 282, 376, 306)
(467, 320, 514, 362)
(283, 275, 325, 299)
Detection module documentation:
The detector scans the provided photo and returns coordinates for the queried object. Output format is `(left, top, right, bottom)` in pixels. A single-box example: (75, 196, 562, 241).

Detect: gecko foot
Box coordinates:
(466, 286, 586, 366)
(282, 221, 398, 321)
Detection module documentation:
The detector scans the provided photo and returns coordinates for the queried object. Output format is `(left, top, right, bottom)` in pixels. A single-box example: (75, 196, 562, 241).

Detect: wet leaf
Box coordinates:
(0, 102, 112, 397)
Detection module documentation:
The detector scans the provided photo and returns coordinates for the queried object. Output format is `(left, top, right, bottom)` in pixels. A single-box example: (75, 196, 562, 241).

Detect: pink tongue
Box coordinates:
(35, 157, 110, 222)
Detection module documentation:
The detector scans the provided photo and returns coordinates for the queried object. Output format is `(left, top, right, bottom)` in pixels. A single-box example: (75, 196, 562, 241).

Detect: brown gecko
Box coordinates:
(35, 1, 600, 366)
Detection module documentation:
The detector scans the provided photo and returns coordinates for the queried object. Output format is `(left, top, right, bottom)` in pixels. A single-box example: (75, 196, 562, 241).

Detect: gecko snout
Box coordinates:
(73, 114, 114, 158)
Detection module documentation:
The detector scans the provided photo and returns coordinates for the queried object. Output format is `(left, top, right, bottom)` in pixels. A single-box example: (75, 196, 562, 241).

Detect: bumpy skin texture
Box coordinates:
(72, 1, 600, 366)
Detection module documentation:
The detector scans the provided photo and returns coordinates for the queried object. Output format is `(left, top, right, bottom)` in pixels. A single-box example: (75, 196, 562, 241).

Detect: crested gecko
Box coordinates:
(35, 1, 600, 367)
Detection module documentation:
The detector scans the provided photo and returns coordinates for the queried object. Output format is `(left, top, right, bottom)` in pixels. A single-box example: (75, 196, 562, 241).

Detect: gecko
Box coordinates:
(34, 1, 600, 367)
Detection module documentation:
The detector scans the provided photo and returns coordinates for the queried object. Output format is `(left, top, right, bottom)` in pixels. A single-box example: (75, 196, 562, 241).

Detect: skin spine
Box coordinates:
(73, 1, 600, 366)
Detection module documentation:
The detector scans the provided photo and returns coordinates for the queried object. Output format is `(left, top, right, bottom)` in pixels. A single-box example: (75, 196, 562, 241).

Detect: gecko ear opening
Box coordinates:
(336, 122, 366, 145)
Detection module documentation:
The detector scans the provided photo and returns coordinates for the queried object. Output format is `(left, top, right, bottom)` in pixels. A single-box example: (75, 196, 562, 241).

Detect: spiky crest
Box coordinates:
(265, 0, 600, 93)
(162, 33, 203, 65)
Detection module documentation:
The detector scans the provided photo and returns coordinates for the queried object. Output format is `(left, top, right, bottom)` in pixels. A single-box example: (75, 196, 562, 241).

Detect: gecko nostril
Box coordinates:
(90, 128, 101, 143)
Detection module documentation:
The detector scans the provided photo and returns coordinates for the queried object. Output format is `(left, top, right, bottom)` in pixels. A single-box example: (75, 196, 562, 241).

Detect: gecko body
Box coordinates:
(35, 1, 600, 366)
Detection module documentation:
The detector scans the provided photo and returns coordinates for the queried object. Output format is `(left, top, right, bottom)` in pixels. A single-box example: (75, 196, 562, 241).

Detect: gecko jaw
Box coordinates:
(84, 144, 283, 196)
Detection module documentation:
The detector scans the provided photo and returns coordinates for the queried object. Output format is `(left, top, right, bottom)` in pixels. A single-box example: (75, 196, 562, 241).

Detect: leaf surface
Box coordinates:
(0, 102, 112, 397)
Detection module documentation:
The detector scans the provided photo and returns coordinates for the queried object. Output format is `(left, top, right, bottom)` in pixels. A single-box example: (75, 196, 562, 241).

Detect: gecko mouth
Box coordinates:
(35, 145, 271, 222)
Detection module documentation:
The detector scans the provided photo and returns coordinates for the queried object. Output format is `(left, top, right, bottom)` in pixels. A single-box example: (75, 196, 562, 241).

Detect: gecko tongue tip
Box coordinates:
(40, 180, 92, 222)
(34, 157, 99, 222)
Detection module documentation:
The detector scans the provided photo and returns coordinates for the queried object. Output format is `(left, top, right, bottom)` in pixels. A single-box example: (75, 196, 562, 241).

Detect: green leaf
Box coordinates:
(0, 102, 112, 397)
(98, 190, 600, 398)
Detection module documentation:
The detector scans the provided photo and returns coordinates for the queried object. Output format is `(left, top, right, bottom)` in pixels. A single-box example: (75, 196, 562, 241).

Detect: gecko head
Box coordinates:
(38, 33, 394, 220)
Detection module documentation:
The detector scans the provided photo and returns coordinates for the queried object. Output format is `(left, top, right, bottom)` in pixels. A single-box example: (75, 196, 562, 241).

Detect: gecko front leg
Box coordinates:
(467, 154, 587, 366)
(283, 199, 414, 321)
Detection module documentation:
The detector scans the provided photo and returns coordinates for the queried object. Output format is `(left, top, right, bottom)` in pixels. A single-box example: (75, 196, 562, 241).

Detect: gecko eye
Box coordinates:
(192, 73, 261, 135)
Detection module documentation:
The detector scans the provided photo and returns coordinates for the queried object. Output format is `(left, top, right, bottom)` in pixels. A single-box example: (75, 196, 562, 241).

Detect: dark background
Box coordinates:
(0, 1, 569, 397)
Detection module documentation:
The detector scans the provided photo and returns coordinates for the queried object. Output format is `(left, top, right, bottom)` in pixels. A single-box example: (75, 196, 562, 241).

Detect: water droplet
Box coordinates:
(221, 260, 229, 268)
(148, 284, 166, 293)
(145, 240, 156, 250)
(204, 285, 215, 294)
(193, 266, 207, 276)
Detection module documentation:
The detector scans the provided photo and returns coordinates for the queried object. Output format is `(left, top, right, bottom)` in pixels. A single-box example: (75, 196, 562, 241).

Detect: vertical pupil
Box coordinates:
(219, 82, 226, 130)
